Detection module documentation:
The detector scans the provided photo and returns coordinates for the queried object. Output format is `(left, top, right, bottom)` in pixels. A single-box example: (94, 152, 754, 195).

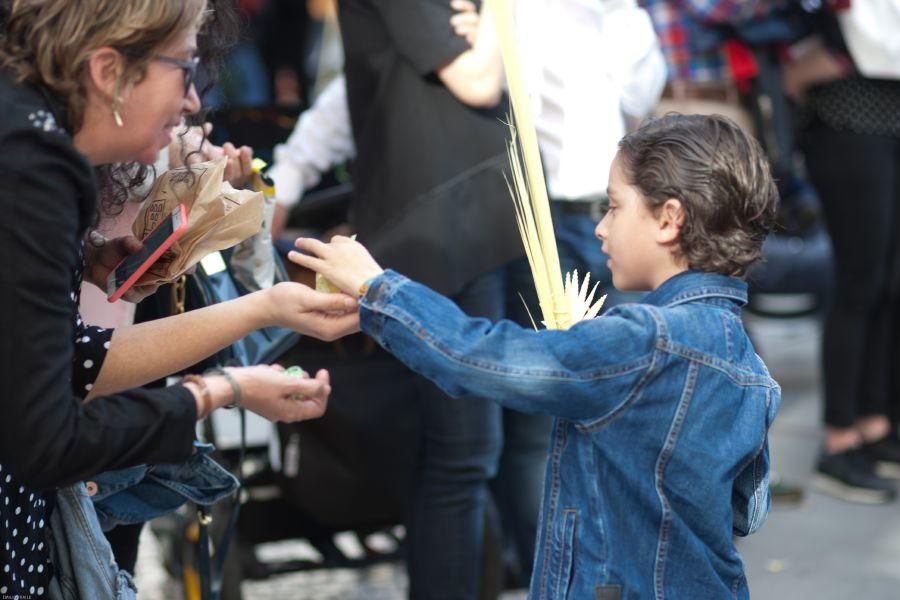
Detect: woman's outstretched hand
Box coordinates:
(262, 281, 360, 341)
(196, 365, 331, 423)
(289, 236, 385, 298)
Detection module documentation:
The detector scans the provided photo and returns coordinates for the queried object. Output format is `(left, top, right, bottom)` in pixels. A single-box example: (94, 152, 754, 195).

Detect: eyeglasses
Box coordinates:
(152, 54, 199, 97)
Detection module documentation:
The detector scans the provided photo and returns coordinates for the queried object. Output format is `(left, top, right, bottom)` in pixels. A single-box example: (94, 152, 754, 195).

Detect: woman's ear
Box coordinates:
(656, 198, 685, 245)
(84, 47, 124, 100)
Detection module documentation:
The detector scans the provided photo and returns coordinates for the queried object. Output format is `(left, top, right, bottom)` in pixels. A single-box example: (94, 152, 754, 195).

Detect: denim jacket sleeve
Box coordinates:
(359, 271, 658, 421)
(731, 441, 771, 537)
(731, 386, 779, 536)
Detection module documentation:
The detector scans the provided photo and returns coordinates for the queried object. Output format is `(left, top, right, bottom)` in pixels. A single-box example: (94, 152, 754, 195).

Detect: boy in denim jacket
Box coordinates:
(292, 114, 781, 600)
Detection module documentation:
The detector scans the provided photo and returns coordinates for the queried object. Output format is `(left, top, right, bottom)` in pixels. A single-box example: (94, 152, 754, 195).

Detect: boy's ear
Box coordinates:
(656, 198, 684, 245)
(84, 47, 124, 101)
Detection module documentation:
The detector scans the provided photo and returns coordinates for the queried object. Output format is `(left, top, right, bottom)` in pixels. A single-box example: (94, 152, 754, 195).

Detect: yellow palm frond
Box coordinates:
(492, 0, 603, 330)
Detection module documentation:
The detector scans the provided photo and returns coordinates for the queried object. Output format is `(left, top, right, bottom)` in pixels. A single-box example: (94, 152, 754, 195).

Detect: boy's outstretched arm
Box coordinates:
(290, 237, 657, 422)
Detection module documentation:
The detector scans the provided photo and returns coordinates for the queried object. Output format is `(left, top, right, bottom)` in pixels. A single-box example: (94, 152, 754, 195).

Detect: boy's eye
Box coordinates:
(596, 196, 612, 218)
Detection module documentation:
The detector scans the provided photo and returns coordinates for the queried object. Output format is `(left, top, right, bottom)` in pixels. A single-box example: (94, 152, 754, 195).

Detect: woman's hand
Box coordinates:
(83, 233, 160, 302)
(210, 365, 331, 423)
(170, 122, 255, 189)
(289, 236, 385, 298)
(262, 281, 360, 340)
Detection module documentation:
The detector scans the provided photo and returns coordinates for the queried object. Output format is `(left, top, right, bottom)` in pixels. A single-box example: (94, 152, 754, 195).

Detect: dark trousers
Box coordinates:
(803, 124, 900, 428)
(407, 268, 505, 600)
(105, 522, 143, 573)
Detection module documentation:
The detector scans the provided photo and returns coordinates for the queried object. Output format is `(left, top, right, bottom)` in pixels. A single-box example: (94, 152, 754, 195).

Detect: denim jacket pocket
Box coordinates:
(552, 509, 578, 600)
(594, 584, 622, 600)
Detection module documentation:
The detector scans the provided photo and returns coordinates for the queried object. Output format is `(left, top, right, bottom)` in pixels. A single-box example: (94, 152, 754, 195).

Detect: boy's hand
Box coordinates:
(289, 236, 385, 298)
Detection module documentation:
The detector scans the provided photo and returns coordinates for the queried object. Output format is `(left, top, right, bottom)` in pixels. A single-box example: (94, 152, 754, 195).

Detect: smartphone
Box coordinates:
(106, 203, 188, 302)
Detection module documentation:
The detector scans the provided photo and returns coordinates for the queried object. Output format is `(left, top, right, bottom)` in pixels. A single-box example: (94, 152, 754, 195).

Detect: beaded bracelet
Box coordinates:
(204, 367, 242, 409)
(182, 374, 213, 420)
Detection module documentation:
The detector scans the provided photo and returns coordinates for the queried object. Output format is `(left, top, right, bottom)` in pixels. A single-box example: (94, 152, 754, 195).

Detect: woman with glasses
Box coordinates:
(0, 0, 359, 593)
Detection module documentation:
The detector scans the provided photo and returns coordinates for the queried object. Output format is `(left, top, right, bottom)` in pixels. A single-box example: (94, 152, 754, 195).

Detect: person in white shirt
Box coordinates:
(268, 73, 354, 236)
(270, 0, 665, 289)
(508, 0, 665, 313)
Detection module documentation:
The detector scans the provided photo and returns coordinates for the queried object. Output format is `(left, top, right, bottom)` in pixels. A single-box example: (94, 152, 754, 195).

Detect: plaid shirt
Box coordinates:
(638, 0, 784, 82)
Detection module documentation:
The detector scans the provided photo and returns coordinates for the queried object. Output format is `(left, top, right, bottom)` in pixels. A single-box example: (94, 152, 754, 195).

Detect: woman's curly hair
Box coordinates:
(617, 113, 779, 278)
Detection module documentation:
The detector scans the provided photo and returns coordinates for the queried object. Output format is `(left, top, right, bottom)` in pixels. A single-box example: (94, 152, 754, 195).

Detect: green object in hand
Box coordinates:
(285, 366, 307, 378)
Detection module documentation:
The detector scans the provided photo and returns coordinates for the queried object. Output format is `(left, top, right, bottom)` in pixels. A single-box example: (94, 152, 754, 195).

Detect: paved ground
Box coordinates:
(738, 314, 900, 599)
(134, 311, 900, 599)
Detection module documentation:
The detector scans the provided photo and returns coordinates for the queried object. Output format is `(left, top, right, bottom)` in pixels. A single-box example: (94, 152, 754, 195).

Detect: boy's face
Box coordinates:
(595, 155, 682, 291)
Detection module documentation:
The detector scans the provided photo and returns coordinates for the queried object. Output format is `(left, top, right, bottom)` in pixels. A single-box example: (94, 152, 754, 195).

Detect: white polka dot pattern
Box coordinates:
(2, 240, 114, 592)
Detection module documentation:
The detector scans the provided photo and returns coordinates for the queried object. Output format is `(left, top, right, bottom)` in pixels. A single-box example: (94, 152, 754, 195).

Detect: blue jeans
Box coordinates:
(491, 408, 550, 585)
(408, 268, 504, 599)
(552, 204, 644, 309)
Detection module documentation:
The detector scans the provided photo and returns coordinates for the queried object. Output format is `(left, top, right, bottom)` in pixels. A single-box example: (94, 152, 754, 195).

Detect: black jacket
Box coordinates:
(0, 69, 196, 490)
(338, 0, 523, 296)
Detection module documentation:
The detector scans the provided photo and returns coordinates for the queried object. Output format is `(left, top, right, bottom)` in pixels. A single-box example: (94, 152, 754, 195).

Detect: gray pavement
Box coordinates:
(739, 314, 900, 599)
(134, 311, 900, 599)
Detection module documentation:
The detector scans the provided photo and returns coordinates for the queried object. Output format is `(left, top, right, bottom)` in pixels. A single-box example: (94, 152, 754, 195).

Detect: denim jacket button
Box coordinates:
(85, 481, 99, 497)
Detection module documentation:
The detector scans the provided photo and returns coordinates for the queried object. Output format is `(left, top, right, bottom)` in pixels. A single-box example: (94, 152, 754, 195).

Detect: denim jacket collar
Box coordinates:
(642, 270, 748, 312)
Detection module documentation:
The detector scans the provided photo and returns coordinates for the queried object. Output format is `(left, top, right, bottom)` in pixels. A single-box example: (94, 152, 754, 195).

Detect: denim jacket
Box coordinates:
(360, 270, 780, 600)
(45, 443, 237, 598)
(89, 441, 239, 531)
(48, 483, 137, 600)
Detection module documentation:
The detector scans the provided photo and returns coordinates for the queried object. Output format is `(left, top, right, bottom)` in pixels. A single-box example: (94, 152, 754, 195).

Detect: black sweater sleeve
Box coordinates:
(0, 123, 197, 490)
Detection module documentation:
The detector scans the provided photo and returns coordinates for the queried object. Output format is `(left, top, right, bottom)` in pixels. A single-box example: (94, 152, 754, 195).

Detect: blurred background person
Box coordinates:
(782, 1, 900, 504)
(333, 0, 522, 597)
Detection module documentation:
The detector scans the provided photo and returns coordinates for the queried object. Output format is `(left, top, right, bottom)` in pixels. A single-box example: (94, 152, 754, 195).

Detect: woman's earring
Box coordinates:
(112, 97, 124, 127)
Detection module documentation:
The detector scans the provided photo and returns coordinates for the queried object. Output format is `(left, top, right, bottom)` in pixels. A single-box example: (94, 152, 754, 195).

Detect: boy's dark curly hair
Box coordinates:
(617, 113, 779, 278)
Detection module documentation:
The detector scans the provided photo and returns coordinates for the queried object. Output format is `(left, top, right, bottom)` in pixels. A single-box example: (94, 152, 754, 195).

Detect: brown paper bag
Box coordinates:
(132, 157, 264, 285)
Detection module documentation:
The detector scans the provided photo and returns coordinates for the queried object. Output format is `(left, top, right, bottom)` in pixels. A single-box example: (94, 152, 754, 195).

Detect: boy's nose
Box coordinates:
(594, 217, 607, 241)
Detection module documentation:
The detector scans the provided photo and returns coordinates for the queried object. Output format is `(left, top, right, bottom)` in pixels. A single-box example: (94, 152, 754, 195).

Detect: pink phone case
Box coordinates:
(106, 203, 188, 302)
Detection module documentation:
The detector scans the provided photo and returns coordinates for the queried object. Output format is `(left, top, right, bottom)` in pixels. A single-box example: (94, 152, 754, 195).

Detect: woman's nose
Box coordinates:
(183, 83, 201, 116)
